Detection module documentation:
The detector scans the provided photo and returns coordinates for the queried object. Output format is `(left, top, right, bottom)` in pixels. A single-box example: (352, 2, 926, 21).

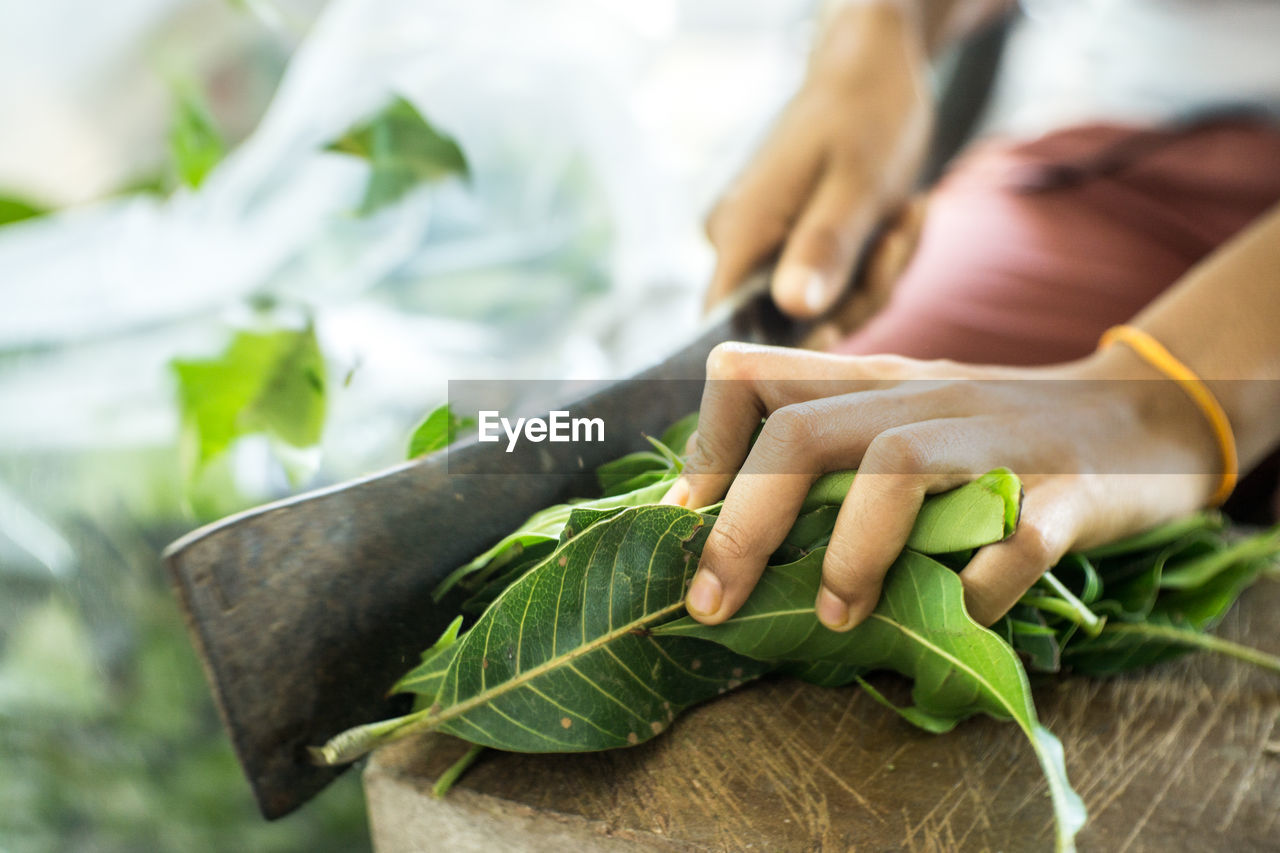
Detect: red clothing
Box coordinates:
(834, 119, 1280, 366)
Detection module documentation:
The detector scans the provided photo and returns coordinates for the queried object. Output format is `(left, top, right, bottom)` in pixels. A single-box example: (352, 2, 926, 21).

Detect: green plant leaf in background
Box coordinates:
(0, 193, 49, 226)
(407, 403, 477, 458)
(326, 95, 469, 216)
(314, 504, 768, 763)
(172, 323, 326, 484)
(169, 79, 226, 189)
(657, 548, 1086, 853)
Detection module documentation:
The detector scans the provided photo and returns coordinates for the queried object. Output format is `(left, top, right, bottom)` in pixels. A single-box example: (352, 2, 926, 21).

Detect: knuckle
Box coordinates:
(760, 404, 819, 452)
(683, 436, 724, 477)
(866, 427, 933, 477)
(855, 353, 915, 381)
(706, 517, 756, 563)
(921, 378, 974, 411)
(706, 341, 756, 381)
(1010, 520, 1057, 571)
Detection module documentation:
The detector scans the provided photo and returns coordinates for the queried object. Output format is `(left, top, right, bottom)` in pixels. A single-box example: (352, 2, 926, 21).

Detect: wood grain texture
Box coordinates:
(366, 579, 1280, 852)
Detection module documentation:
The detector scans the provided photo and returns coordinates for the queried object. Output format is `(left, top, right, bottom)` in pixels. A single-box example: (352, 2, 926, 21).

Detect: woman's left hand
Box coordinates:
(662, 342, 1221, 629)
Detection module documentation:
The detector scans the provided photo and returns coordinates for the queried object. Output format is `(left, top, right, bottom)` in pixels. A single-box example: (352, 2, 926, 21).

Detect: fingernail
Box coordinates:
(686, 570, 723, 618)
(815, 585, 852, 631)
(774, 265, 829, 314)
(803, 272, 829, 313)
(660, 477, 690, 507)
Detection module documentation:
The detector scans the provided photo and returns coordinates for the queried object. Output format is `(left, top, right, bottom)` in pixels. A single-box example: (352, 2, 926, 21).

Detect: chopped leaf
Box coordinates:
(169, 80, 225, 189)
(408, 404, 477, 458)
(326, 95, 469, 216)
(313, 505, 769, 763)
(172, 324, 326, 482)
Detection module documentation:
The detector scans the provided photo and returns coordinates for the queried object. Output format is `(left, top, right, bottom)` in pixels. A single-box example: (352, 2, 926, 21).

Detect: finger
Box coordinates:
(798, 291, 877, 350)
(860, 193, 927, 307)
(959, 478, 1086, 625)
(811, 193, 928, 342)
(704, 106, 825, 310)
(818, 424, 980, 630)
(688, 403, 831, 624)
(665, 343, 924, 510)
(772, 161, 878, 318)
(692, 391, 985, 624)
(662, 347, 769, 510)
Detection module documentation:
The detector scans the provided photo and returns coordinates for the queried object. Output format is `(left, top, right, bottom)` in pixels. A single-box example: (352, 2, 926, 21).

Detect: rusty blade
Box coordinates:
(163, 284, 801, 819)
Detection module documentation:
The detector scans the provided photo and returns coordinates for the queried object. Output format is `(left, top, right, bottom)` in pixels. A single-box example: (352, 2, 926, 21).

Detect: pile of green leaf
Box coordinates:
(315, 413, 1280, 852)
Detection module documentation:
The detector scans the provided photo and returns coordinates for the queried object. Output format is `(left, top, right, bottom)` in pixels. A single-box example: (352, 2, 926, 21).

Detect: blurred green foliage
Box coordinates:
(326, 95, 469, 216)
(169, 80, 227, 189)
(0, 194, 48, 227)
(407, 403, 476, 458)
(0, 447, 369, 853)
(172, 322, 327, 490)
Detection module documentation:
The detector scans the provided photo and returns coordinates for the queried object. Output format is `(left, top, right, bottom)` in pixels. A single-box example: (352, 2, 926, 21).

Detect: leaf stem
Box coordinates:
(1100, 623, 1280, 674)
(1021, 572, 1105, 637)
(432, 744, 486, 798)
(309, 710, 430, 765)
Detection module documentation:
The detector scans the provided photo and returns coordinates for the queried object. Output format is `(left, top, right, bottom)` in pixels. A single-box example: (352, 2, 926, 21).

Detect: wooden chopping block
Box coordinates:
(364, 580, 1280, 852)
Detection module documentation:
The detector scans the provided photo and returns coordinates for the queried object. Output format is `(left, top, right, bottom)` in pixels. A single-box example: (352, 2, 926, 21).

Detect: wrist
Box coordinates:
(1073, 345, 1222, 505)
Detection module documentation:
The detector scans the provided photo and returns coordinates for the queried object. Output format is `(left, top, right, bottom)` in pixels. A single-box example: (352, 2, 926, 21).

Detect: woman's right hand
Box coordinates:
(704, 1, 935, 319)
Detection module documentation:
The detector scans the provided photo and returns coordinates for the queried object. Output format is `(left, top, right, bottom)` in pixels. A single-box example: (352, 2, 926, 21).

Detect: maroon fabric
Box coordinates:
(833, 119, 1280, 366)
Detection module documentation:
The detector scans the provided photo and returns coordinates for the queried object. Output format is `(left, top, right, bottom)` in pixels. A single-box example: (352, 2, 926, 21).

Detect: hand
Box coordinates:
(704, 2, 933, 319)
(662, 342, 1222, 628)
(798, 193, 928, 350)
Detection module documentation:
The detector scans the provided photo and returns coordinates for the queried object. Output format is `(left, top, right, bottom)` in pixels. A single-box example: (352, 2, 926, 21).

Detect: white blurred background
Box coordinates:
(0, 2, 818, 849)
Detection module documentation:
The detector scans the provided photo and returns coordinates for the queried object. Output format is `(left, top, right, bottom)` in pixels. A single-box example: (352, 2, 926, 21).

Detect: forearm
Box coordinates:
(814, 0, 1013, 71)
(1107, 202, 1280, 471)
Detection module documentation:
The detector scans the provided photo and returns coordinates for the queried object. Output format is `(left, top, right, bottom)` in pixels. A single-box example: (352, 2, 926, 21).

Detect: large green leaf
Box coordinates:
(326, 95, 469, 216)
(656, 548, 1085, 852)
(315, 505, 767, 762)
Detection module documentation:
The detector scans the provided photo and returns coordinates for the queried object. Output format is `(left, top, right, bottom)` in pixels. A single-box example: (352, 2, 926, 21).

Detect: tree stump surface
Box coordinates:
(364, 579, 1280, 852)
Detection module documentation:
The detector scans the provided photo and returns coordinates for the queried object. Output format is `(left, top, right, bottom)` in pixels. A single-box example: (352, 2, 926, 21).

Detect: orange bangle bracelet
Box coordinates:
(1099, 325, 1238, 506)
